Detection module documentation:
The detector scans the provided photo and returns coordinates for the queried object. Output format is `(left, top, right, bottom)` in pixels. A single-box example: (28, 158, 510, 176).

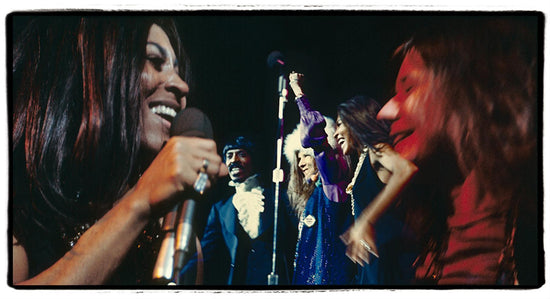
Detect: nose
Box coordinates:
(165, 71, 189, 108)
(377, 97, 399, 120)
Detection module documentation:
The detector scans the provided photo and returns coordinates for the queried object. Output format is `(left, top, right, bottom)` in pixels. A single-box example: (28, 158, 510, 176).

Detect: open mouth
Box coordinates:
(229, 165, 243, 174)
(150, 104, 178, 123)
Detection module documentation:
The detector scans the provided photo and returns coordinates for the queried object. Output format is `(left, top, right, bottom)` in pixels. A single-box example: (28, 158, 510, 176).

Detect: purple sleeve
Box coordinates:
(296, 96, 349, 202)
(295, 96, 327, 149)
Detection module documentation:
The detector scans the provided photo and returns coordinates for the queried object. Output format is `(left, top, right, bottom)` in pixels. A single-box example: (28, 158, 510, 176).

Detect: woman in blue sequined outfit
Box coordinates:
(289, 72, 418, 285)
(284, 116, 355, 285)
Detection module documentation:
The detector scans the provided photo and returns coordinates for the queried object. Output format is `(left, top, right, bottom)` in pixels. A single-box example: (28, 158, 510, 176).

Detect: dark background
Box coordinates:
(9, 12, 543, 285)
(7, 10, 444, 233)
(11, 12, 530, 177)
(10, 11, 537, 197)
(175, 12, 429, 175)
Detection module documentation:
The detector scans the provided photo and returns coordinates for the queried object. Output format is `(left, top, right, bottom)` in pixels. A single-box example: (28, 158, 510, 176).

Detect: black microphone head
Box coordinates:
(267, 50, 285, 68)
(170, 107, 213, 139)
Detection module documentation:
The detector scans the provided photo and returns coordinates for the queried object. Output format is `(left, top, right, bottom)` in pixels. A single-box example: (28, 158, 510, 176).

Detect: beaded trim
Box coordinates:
(346, 147, 368, 217)
(293, 211, 306, 270)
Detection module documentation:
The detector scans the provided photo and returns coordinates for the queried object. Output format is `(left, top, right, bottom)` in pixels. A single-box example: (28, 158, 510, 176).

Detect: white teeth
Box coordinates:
(151, 105, 177, 118)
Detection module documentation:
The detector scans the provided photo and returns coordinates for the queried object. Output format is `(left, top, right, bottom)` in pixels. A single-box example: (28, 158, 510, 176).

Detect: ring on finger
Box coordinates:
(359, 240, 372, 252)
(194, 159, 210, 194)
(200, 159, 209, 173)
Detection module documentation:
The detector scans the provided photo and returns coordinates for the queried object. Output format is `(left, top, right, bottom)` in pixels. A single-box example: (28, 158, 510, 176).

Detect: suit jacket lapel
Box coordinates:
(257, 188, 274, 238)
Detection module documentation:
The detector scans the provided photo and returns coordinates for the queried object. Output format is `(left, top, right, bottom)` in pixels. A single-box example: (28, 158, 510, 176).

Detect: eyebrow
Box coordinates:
(226, 149, 242, 154)
(147, 41, 179, 67)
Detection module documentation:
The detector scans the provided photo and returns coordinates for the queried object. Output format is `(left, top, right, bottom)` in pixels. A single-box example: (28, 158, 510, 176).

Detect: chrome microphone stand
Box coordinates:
(152, 204, 179, 285)
(268, 70, 288, 286)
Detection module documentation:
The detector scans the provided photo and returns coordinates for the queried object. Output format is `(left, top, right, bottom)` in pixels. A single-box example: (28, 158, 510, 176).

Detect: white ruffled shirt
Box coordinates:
(229, 174, 265, 239)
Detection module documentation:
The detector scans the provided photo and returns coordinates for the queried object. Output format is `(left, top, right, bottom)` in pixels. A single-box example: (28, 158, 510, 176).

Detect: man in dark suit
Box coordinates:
(184, 136, 296, 285)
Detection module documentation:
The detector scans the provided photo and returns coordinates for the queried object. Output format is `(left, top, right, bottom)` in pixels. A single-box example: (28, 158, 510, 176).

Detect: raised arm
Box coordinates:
(289, 72, 349, 202)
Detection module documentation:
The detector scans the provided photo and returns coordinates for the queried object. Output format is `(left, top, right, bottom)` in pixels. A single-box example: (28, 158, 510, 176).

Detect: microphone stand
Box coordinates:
(173, 199, 197, 285)
(268, 72, 287, 286)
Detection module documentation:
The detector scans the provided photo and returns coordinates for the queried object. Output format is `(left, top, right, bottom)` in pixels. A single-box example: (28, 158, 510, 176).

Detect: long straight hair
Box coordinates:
(394, 17, 538, 284)
(395, 17, 537, 201)
(336, 95, 392, 168)
(12, 16, 190, 256)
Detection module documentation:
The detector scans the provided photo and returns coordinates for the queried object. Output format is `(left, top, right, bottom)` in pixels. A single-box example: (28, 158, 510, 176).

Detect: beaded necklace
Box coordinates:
(346, 147, 369, 217)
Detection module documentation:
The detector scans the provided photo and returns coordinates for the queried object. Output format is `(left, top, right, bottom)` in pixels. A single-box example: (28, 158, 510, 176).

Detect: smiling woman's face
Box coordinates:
(377, 49, 441, 162)
(297, 151, 318, 181)
(334, 116, 354, 155)
(140, 24, 189, 154)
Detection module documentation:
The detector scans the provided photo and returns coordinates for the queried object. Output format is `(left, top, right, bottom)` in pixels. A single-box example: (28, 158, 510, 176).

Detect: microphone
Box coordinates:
(152, 107, 213, 285)
(171, 107, 213, 281)
(151, 204, 178, 284)
(267, 50, 286, 69)
(267, 51, 288, 100)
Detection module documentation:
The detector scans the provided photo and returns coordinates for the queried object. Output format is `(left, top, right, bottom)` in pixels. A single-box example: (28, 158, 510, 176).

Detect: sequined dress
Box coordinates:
(292, 179, 355, 285)
(292, 95, 356, 285)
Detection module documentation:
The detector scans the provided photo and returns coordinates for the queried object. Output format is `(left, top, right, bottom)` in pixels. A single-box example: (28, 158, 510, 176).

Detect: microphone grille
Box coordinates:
(170, 107, 213, 139)
(267, 50, 285, 68)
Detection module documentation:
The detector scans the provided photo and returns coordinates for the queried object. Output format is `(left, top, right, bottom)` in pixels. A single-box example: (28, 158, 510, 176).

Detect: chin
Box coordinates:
(394, 140, 419, 162)
(141, 136, 166, 155)
(230, 174, 244, 183)
(342, 145, 350, 155)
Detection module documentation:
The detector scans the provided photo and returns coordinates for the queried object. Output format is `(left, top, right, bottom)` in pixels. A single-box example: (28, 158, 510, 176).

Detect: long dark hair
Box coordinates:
(396, 17, 538, 284)
(11, 16, 190, 275)
(336, 95, 392, 168)
(396, 17, 537, 201)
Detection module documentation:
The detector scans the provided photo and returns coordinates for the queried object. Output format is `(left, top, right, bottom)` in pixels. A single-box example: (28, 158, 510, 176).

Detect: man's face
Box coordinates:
(377, 49, 442, 162)
(225, 149, 254, 183)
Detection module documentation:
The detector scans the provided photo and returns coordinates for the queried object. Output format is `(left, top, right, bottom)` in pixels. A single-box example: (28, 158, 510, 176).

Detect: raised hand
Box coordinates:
(289, 71, 305, 98)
